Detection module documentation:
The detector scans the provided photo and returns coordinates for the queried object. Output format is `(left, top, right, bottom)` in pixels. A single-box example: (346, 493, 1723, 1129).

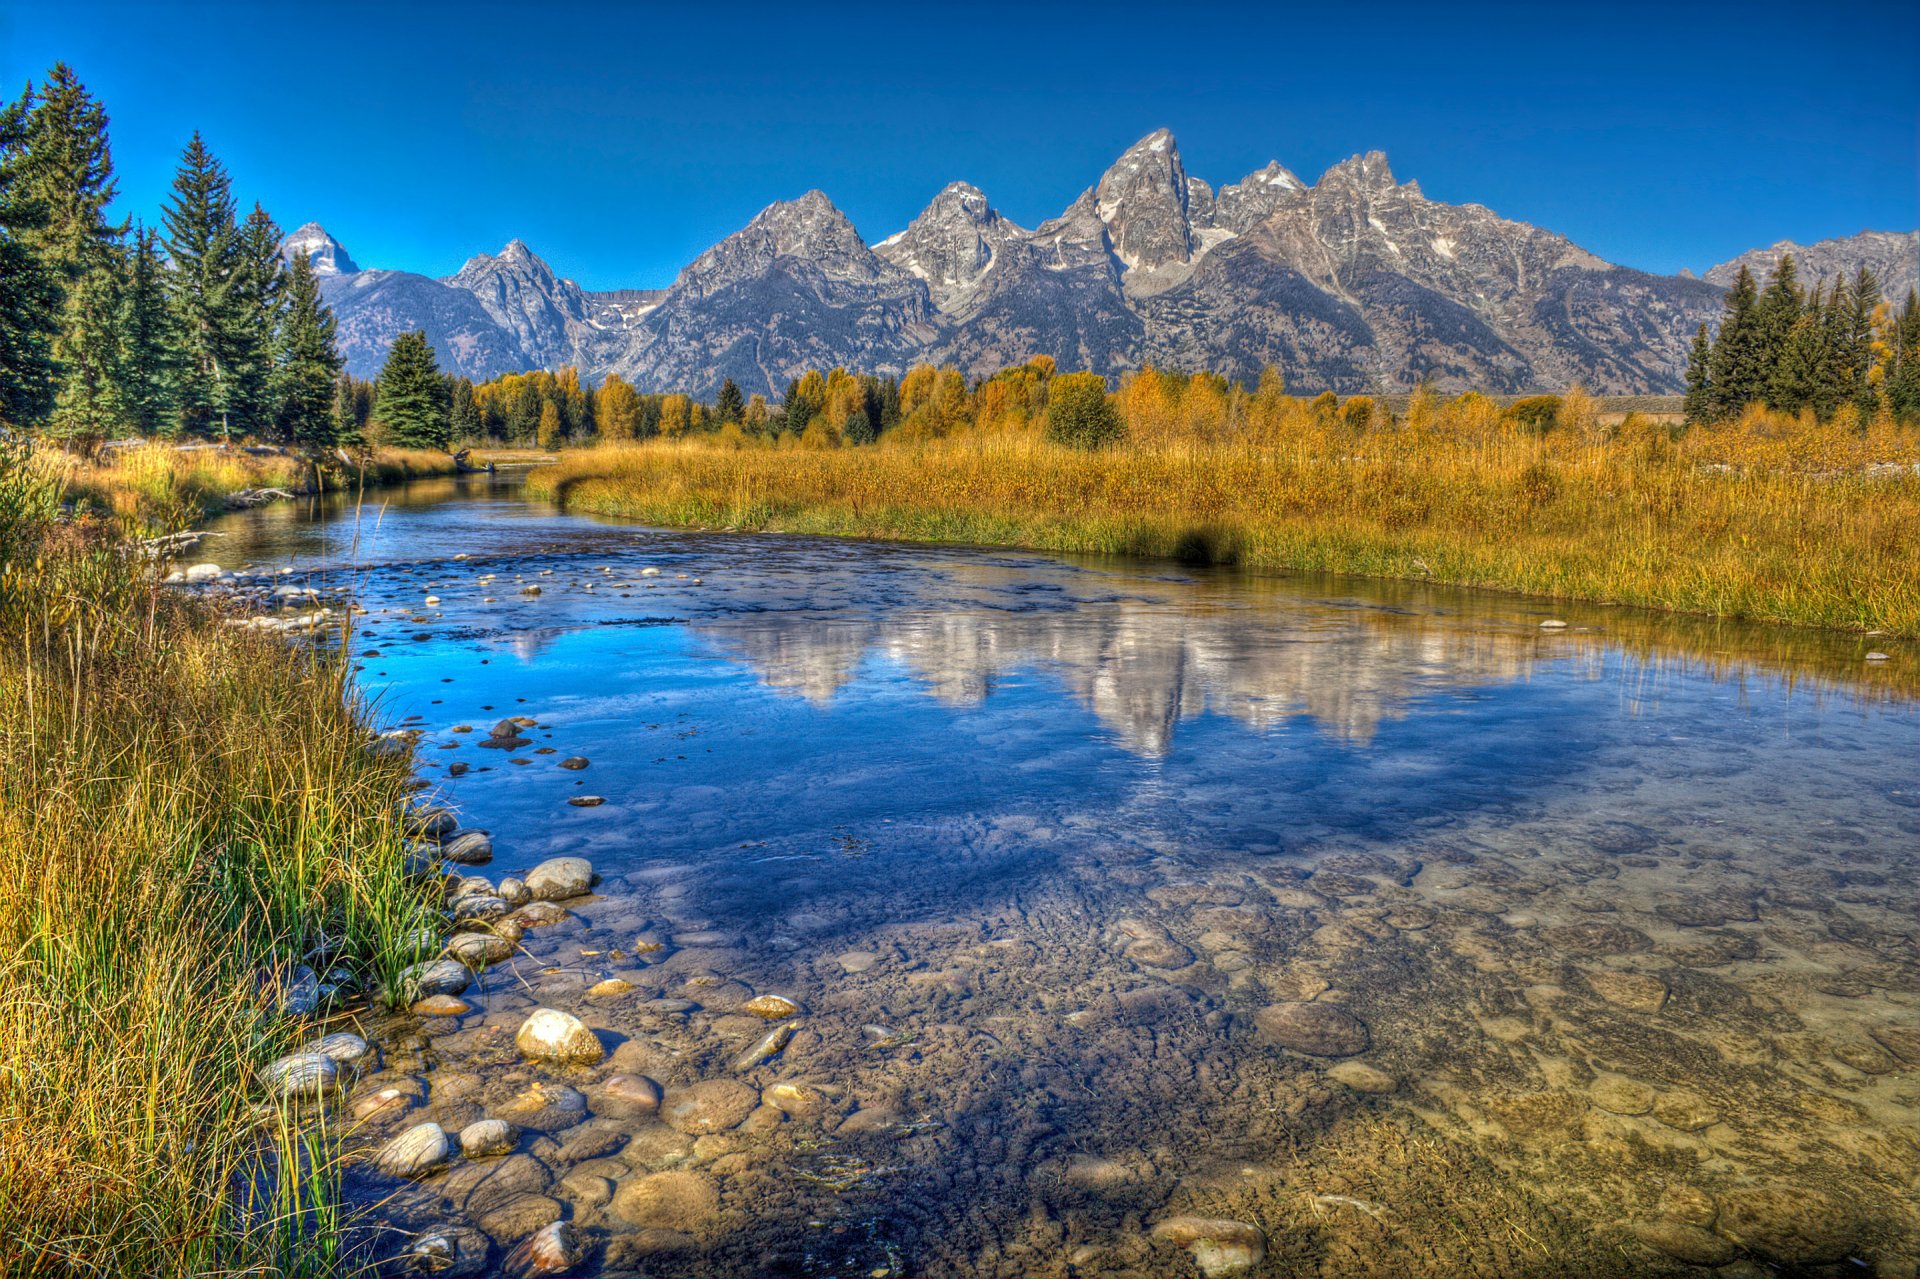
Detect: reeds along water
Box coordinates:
(0, 438, 439, 1275)
(522, 395, 1920, 637)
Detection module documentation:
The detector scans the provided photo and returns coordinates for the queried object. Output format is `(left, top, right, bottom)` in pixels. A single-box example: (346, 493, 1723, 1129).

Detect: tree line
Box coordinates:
(0, 65, 347, 448)
(1684, 255, 1920, 425)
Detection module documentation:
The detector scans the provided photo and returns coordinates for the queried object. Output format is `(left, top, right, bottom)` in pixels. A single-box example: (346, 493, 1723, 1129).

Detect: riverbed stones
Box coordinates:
(588, 1074, 662, 1120)
(376, 1122, 451, 1178)
(510, 900, 569, 929)
(1149, 1217, 1267, 1277)
(500, 1219, 582, 1278)
(1651, 1090, 1721, 1131)
(761, 1082, 832, 1117)
(497, 876, 531, 908)
(741, 993, 803, 1020)
(515, 1008, 604, 1065)
(446, 931, 514, 966)
(405, 805, 457, 838)
(460, 1118, 519, 1158)
(402, 1225, 490, 1278)
(412, 994, 471, 1017)
(1629, 1218, 1737, 1266)
(558, 756, 589, 770)
(734, 1023, 794, 1070)
(566, 795, 604, 807)
(496, 1082, 588, 1131)
(1541, 921, 1653, 955)
(1254, 1002, 1370, 1057)
(401, 960, 471, 1001)
(1583, 968, 1669, 1013)
(1715, 1186, 1852, 1265)
(1326, 1061, 1398, 1093)
(1589, 1074, 1655, 1115)
(261, 1052, 338, 1099)
(441, 830, 493, 865)
(450, 893, 509, 923)
(525, 857, 593, 901)
(1869, 1023, 1920, 1063)
(613, 1170, 719, 1232)
(660, 1080, 757, 1134)
(302, 1031, 373, 1070)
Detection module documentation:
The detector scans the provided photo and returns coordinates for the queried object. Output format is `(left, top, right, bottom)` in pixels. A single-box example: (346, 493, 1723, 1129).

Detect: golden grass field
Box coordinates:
(526, 403, 1920, 637)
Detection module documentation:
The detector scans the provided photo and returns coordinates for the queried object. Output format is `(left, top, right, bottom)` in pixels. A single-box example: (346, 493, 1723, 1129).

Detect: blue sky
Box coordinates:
(6, 0, 1916, 291)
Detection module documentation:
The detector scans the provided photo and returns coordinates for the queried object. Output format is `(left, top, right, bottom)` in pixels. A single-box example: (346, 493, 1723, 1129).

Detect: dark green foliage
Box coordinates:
(118, 226, 181, 436)
(714, 376, 744, 425)
(1707, 265, 1763, 418)
(372, 330, 447, 449)
(0, 85, 56, 426)
(274, 251, 340, 447)
(162, 132, 241, 437)
(1682, 324, 1712, 427)
(448, 376, 480, 442)
(227, 202, 284, 436)
(1045, 372, 1122, 448)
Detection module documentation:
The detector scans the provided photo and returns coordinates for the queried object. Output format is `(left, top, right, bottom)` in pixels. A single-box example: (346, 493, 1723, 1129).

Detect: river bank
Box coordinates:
(0, 437, 444, 1275)
(523, 429, 1920, 637)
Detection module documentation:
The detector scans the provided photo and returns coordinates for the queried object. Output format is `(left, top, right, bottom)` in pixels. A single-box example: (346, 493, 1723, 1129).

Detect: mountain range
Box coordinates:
(279, 131, 1918, 398)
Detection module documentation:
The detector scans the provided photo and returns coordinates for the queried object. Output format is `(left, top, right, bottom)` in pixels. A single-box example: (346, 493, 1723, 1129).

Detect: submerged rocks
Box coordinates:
(613, 1170, 719, 1231)
(441, 830, 493, 865)
(734, 1023, 794, 1071)
(1715, 1186, 1853, 1265)
(525, 857, 594, 901)
(741, 994, 804, 1020)
(589, 1074, 663, 1120)
(501, 1220, 583, 1278)
(1629, 1218, 1736, 1266)
(660, 1080, 757, 1134)
(515, 1009, 604, 1065)
(446, 931, 515, 966)
(376, 1122, 451, 1178)
(405, 805, 457, 838)
(1254, 1002, 1370, 1057)
(1326, 1061, 1398, 1093)
(459, 1118, 519, 1158)
(558, 757, 590, 770)
(1589, 1074, 1655, 1116)
(1583, 968, 1669, 1013)
(1150, 1217, 1267, 1277)
(402, 1225, 490, 1277)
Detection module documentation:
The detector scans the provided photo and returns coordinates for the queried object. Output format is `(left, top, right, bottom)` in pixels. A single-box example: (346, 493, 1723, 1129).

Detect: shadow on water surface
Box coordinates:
(204, 474, 1920, 1278)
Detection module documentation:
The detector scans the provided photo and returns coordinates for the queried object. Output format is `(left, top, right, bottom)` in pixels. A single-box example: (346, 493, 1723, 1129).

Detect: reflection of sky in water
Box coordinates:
(209, 474, 1918, 892)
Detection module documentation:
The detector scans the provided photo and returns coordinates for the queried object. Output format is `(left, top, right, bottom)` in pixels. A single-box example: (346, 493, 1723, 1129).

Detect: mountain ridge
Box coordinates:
(286, 133, 1917, 397)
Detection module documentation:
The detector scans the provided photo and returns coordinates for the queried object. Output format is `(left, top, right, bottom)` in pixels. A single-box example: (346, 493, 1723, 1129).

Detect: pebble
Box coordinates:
(459, 1118, 519, 1159)
(558, 757, 590, 770)
(1149, 1217, 1267, 1277)
(566, 795, 605, 808)
(376, 1122, 451, 1178)
(613, 1170, 719, 1231)
(525, 857, 594, 901)
(1326, 1061, 1398, 1093)
(501, 1221, 583, 1278)
(404, 805, 457, 838)
(1629, 1218, 1736, 1266)
(761, 1082, 831, 1117)
(260, 1052, 338, 1099)
(1253, 1002, 1370, 1057)
(1651, 1090, 1720, 1131)
(741, 994, 804, 1020)
(350, 1086, 412, 1120)
(511, 900, 570, 929)
(836, 950, 879, 974)
(1589, 1074, 1655, 1115)
(660, 1080, 757, 1134)
(1715, 1186, 1851, 1265)
(589, 1073, 663, 1120)
(301, 1032, 372, 1069)
(441, 830, 493, 864)
(515, 1008, 605, 1065)
(588, 978, 635, 998)
(412, 994, 472, 1017)
(446, 931, 514, 965)
(401, 1225, 489, 1277)
(400, 960, 471, 1001)
(497, 876, 531, 907)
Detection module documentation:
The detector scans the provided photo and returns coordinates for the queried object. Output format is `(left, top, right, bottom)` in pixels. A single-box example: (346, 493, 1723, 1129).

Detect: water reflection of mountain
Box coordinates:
(691, 566, 1909, 756)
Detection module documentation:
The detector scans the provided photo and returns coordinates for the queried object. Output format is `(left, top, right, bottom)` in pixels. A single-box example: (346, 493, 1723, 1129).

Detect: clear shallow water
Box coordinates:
(211, 474, 1920, 1278)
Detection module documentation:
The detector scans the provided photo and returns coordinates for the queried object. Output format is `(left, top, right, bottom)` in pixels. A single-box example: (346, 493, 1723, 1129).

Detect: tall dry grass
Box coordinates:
(48, 442, 458, 529)
(525, 406, 1920, 636)
(0, 435, 439, 1276)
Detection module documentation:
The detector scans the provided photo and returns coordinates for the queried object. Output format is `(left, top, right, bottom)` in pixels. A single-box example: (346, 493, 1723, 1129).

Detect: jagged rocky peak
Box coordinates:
(1318, 150, 1402, 193)
(679, 190, 893, 294)
(278, 222, 358, 276)
(875, 181, 1026, 306)
(447, 238, 561, 290)
(1094, 128, 1195, 276)
(1212, 160, 1308, 232)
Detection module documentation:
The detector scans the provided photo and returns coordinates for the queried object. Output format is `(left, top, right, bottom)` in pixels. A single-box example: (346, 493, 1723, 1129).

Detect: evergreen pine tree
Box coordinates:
(714, 376, 745, 425)
(1707, 265, 1762, 418)
(449, 377, 481, 442)
(1754, 255, 1803, 408)
(332, 372, 360, 445)
(1682, 323, 1712, 426)
(1768, 312, 1826, 415)
(274, 250, 341, 447)
(0, 84, 57, 426)
(24, 64, 129, 445)
(229, 202, 285, 436)
(1844, 268, 1881, 419)
(1887, 291, 1920, 423)
(162, 132, 240, 437)
(372, 330, 447, 448)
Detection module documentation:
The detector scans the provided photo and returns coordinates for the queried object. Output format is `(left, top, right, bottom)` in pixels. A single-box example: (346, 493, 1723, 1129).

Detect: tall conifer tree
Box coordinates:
(118, 224, 180, 435)
(162, 132, 240, 437)
(372, 330, 447, 448)
(275, 251, 340, 447)
(1707, 265, 1762, 418)
(0, 85, 57, 426)
(229, 202, 284, 435)
(1682, 324, 1712, 426)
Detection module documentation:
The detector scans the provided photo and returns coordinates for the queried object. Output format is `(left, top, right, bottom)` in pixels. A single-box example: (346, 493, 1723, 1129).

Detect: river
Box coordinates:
(209, 471, 1920, 1278)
